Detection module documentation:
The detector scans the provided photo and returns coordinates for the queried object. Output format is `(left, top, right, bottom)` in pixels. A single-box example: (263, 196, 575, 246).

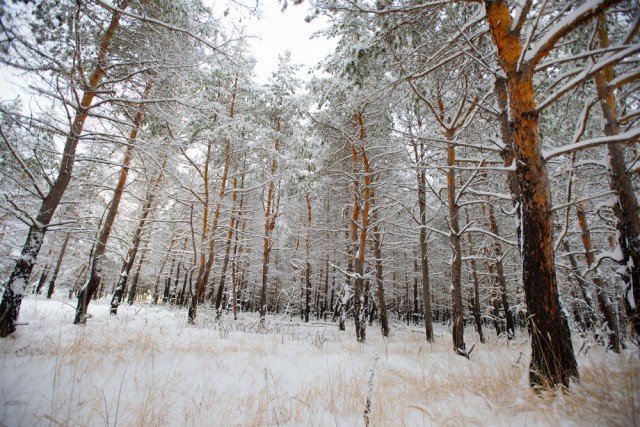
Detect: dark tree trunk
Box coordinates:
(488, 204, 515, 339)
(110, 187, 154, 314)
(575, 205, 621, 353)
(304, 193, 312, 323)
(75, 81, 150, 324)
(46, 233, 71, 299)
(127, 246, 148, 306)
(35, 267, 50, 295)
(418, 169, 434, 342)
(594, 13, 640, 340)
(446, 144, 465, 354)
(485, 0, 579, 388)
(163, 256, 176, 304)
(465, 217, 484, 344)
(0, 227, 45, 336)
(0, 1, 131, 336)
(372, 211, 389, 337)
(562, 241, 597, 331)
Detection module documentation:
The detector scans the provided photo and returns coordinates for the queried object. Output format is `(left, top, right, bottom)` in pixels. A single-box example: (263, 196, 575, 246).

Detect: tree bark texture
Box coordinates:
(304, 193, 312, 323)
(75, 80, 150, 324)
(215, 176, 238, 311)
(352, 111, 370, 343)
(465, 211, 484, 344)
(110, 177, 156, 315)
(46, 233, 71, 299)
(372, 208, 389, 337)
(488, 204, 515, 338)
(576, 204, 621, 353)
(484, 0, 579, 388)
(594, 13, 640, 339)
(259, 115, 281, 323)
(446, 143, 465, 353)
(418, 168, 434, 342)
(0, 2, 130, 336)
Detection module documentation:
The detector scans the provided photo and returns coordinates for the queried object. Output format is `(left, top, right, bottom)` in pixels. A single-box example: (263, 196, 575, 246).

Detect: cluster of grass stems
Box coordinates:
(0, 298, 637, 426)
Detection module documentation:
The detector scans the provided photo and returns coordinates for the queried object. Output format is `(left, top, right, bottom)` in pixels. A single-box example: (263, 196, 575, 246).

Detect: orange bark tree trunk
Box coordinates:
(353, 111, 371, 343)
(189, 78, 237, 323)
(575, 204, 621, 353)
(0, 0, 131, 337)
(214, 176, 238, 312)
(109, 168, 160, 315)
(446, 142, 465, 353)
(304, 193, 313, 323)
(594, 13, 640, 339)
(484, 0, 582, 388)
(75, 80, 152, 324)
(259, 120, 281, 323)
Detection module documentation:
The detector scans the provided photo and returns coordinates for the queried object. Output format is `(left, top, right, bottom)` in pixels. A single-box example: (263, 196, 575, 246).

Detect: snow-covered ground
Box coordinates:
(1, 297, 638, 426)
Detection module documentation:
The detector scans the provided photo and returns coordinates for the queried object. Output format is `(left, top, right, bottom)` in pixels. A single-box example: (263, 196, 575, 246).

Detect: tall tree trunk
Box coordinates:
(446, 142, 465, 354)
(163, 255, 177, 304)
(69, 264, 87, 299)
(594, 13, 640, 339)
(172, 261, 182, 305)
(259, 114, 281, 323)
(485, 261, 504, 336)
(232, 219, 246, 319)
(412, 128, 434, 341)
(494, 77, 522, 251)
(127, 245, 148, 306)
(465, 211, 484, 344)
(304, 193, 312, 323)
(575, 204, 621, 353)
(484, 0, 579, 388)
(0, 0, 131, 336)
(188, 139, 213, 321)
(153, 235, 177, 304)
(230, 218, 242, 319)
(353, 111, 371, 343)
(189, 139, 232, 322)
(487, 204, 515, 339)
(371, 207, 389, 337)
(562, 241, 597, 331)
(215, 176, 238, 311)
(110, 184, 155, 314)
(74, 80, 151, 324)
(46, 233, 71, 299)
(34, 266, 50, 295)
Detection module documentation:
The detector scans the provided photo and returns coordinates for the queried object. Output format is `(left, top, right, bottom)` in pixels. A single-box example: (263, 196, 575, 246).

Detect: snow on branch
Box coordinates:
(609, 69, 640, 90)
(464, 227, 518, 246)
(549, 190, 616, 213)
(524, 0, 622, 70)
(536, 44, 640, 112)
(543, 127, 640, 160)
(0, 127, 47, 200)
(95, 0, 232, 60)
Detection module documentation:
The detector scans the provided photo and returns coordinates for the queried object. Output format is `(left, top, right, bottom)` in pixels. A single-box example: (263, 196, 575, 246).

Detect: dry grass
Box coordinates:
(1, 298, 638, 426)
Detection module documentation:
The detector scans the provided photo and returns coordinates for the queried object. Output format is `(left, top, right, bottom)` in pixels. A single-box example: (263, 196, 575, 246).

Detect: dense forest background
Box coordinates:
(0, 0, 639, 392)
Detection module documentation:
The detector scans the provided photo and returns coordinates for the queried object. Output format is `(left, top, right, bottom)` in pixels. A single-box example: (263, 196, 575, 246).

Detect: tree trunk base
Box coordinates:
(0, 289, 22, 337)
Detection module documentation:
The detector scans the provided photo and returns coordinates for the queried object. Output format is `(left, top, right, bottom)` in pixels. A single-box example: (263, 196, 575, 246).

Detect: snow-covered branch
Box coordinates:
(543, 127, 640, 160)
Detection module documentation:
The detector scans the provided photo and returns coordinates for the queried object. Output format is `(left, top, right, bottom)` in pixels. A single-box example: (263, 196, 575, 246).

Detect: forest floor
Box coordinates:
(0, 296, 638, 427)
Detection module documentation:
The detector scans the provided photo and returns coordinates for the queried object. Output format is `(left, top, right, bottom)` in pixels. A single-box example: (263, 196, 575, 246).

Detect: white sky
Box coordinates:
(226, 2, 335, 83)
(0, 2, 336, 103)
